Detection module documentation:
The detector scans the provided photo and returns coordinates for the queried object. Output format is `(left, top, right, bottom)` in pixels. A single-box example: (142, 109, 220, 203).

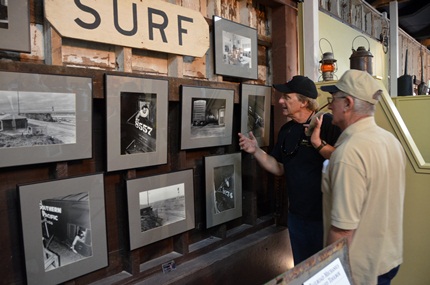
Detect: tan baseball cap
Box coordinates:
(321, 69, 382, 105)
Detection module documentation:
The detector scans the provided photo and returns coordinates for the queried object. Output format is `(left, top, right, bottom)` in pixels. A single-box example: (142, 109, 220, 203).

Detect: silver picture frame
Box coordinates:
(0, 0, 31, 53)
(180, 85, 234, 150)
(18, 173, 108, 285)
(204, 152, 242, 228)
(240, 84, 271, 147)
(126, 169, 195, 250)
(105, 74, 168, 172)
(213, 16, 258, 79)
(0, 71, 92, 168)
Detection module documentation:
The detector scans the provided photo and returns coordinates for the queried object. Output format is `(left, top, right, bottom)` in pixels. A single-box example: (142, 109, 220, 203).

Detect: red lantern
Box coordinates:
(319, 39, 337, 81)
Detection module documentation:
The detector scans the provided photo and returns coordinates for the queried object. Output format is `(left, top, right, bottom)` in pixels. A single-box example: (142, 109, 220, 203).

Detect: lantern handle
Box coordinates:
(319, 38, 334, 56)
(352, 35, 370, 51)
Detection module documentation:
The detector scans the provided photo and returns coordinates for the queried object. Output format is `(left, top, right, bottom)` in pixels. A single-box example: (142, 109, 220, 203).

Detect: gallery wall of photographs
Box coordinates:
(0, 62, 275, 285)
(0, 1, 275, 283)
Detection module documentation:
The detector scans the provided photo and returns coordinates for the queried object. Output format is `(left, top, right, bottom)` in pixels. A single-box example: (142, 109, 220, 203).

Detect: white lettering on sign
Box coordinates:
(303, 258, 351, 285)
(44, 0, 209, 57)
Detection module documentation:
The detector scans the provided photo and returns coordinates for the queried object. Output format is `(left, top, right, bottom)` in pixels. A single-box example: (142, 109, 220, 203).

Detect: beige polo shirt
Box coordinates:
(322, 117, 406, 285)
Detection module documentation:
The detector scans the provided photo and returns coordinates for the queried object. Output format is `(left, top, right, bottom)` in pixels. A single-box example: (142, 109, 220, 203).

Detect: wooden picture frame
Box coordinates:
(18, 173, 108, 285)
(0, 0, 30, 53)
(204, 152, 242, 228)
(0, 71, 92, 168)
(240, 84, 271, 147)
(213, 16, 258, 79)
(180, 85, 234, 150)
(126, 169, 195, 250)
(105, 74, 168, 172)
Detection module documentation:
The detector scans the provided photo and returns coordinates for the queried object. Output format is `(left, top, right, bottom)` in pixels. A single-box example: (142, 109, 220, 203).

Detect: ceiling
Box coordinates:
(364, 0, 430, 48)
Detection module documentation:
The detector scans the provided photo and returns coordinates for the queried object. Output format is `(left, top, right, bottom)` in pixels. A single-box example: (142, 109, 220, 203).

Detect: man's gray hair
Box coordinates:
(297, 93, 319, 112)
(351, 90, 382, 115)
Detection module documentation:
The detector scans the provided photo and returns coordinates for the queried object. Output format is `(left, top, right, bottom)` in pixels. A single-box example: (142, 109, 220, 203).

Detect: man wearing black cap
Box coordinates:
(238, 75, 341, 265)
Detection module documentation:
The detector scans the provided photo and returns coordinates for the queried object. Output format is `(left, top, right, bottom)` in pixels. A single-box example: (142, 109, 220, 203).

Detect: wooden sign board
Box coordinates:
(44, 0, 209, 57)
(264, 238, 354, 285)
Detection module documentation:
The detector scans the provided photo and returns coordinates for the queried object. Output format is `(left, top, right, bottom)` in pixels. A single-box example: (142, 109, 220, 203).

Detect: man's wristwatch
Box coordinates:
(315, 140, 327, 152)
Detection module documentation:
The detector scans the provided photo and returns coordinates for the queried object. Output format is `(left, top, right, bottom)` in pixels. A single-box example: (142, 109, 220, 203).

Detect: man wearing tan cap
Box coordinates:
(319, 69, 406, 285)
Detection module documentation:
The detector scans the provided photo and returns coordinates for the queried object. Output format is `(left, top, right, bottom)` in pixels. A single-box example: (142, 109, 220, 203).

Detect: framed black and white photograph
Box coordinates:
(240, 84, 271, 147)
(204, 153, 242, 228)
(0, 71, 92, 168)
(106, 74, 168, 172)
(213, 16, 258, 79)
(180, 85, 234, 150)
(0, 0, 30, 53)
(126, 169, 195, 250)
(18, 173, 107, 285)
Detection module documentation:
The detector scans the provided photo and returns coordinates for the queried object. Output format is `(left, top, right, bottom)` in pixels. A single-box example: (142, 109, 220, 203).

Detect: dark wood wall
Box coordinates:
(0, 0, 300, 284)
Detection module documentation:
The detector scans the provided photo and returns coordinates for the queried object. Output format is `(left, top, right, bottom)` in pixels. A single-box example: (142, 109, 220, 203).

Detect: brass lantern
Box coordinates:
(319, 38, 337, 81)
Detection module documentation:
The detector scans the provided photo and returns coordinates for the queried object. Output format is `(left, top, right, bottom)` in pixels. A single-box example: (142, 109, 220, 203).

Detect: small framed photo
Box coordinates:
(0, 0, 30, 53)
(240, 84, 271, 147)
(0, 71, 92, 168)
(180, 85, 234, 150)
(126, 169, 195, 250)
(204, 153, 242, 228)
(213, 16, 258, 79)
(105, 74, 168, 172)
(18, 173, 107, 285)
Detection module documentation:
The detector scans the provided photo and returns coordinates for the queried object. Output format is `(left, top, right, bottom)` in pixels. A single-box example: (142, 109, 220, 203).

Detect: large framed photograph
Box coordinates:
(213, 16, 258, 79)
(204, 153, 242, 228)
(180, 85, 234, 150)
(240, 84, 271, 147)
(106, 74, 168, 172)
(0, 71, 92, 168)
(0, 0, 30, 53)
(18, 173, 107, 285)
(126, 169, 195, 250)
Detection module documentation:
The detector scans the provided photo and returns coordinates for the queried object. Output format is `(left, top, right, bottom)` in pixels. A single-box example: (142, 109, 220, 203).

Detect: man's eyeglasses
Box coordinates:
(327, 96, 347, 104)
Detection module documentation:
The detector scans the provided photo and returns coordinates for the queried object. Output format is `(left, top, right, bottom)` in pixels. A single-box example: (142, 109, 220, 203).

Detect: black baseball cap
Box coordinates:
(273, 75, 318, 99)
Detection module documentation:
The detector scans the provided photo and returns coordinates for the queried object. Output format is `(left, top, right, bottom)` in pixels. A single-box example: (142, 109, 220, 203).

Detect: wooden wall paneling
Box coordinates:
(115, 47, 133, 72)
(220, 0, 239, 21)
(61, 39, 116, 69)
(183, 56, 207, 78)
(168, 54, 184, 78)
(44, 22, 63, 66)
(131, 49, 168, 75)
